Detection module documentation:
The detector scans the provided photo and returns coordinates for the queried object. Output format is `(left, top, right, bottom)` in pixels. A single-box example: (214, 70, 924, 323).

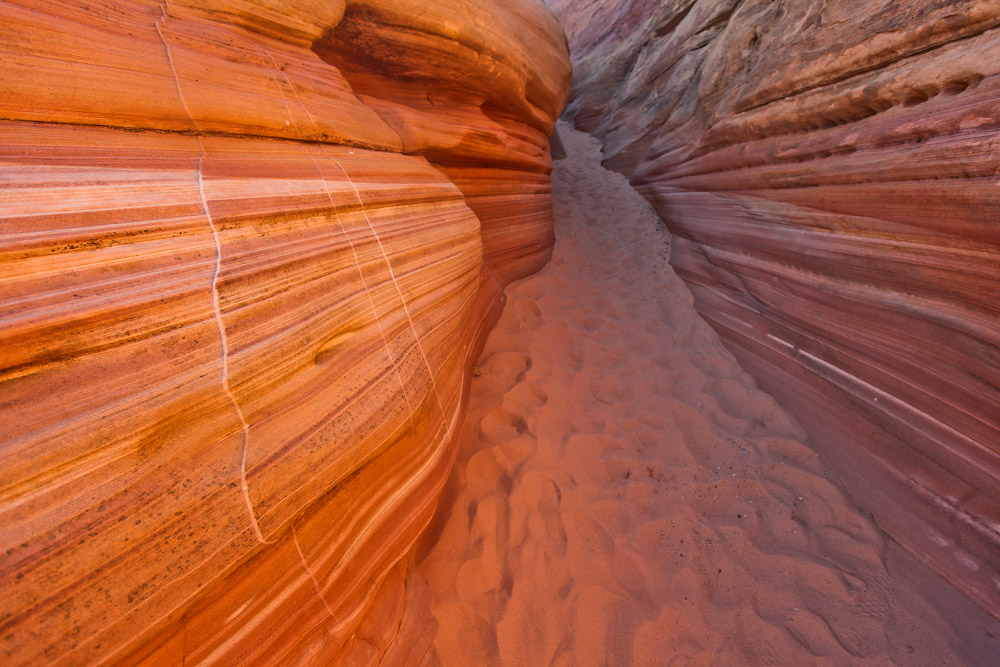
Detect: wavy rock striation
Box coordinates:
(0, 0, 569, 663)
(550, 0, 1000, 619)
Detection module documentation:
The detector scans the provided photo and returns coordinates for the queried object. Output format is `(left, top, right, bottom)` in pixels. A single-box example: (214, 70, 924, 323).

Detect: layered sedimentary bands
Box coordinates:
(0, 0, 569, 663)
(550, 0, 1000, 619)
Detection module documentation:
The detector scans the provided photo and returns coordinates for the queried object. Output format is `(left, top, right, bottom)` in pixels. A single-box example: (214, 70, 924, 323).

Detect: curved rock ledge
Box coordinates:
(0, 1, 569, 663)
(550, 0, 1000, 620)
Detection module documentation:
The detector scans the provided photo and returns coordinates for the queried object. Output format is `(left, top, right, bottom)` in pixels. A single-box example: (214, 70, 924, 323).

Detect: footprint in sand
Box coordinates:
(509, 297, 543, 332)
(477, 406, 531, 445)
(503, 382, 548, 411)
(479, 351, 532, 392)
(589, 376, 634, 405)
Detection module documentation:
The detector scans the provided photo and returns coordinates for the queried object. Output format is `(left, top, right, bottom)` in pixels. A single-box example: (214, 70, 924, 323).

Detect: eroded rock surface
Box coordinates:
(0, 1, 569, 663)
(549, 0, 1000, 620)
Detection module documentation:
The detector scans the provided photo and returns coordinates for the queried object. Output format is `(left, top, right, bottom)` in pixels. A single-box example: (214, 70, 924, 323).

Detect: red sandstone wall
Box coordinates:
(550, 0, 1000, 619)
(0, 1, 569, 663)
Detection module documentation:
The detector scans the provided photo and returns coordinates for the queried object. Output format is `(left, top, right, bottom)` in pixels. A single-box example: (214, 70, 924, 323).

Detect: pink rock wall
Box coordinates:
(550, 0, 1000, 619)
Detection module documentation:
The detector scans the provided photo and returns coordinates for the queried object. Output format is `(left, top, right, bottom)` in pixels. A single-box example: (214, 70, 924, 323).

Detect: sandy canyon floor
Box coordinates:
(415, 125, 992, 666)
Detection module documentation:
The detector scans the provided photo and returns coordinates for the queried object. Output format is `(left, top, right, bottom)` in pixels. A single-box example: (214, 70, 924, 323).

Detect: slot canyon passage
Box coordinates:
(415, 124, 1000, 666)
(2, 0, 1000, 666)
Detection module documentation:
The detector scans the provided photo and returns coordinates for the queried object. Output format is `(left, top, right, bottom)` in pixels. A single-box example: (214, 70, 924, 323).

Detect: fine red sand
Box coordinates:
(416, 124, 990, 666)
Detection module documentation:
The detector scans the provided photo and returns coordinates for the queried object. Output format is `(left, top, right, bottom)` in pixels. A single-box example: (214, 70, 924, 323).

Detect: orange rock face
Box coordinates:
(550, 0, 1000, 619)
(0, 0, 569, 663)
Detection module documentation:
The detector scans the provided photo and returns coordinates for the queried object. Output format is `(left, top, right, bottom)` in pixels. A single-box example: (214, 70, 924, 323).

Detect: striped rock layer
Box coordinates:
(0, 0, 569, 663)
(550, 0, 1000, 620)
